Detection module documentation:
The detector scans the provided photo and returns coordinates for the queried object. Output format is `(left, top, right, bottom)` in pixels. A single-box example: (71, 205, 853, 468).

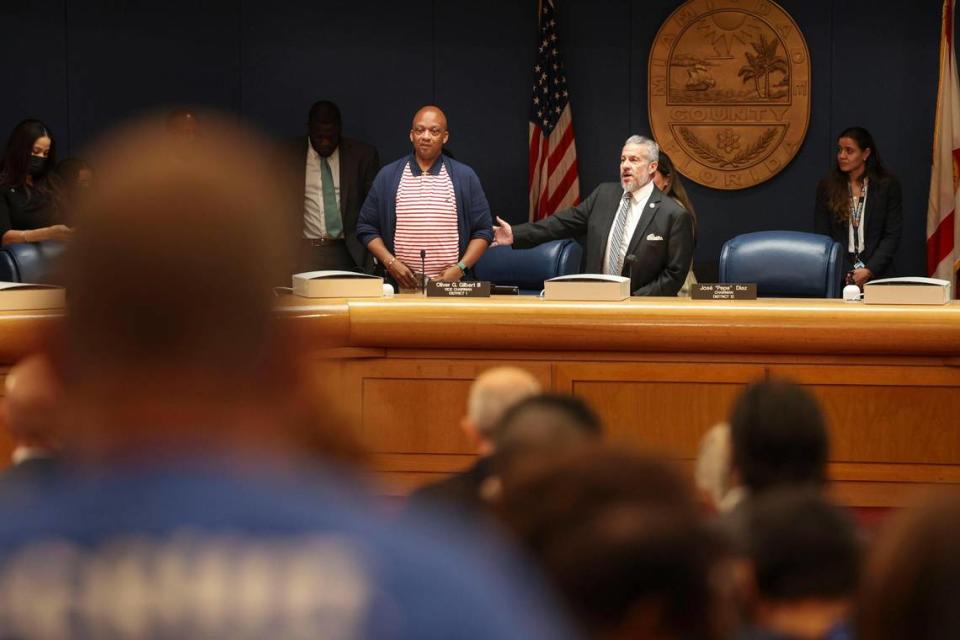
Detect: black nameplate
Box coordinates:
(691, 283, 758, 300)
(426, 281, 491, 297)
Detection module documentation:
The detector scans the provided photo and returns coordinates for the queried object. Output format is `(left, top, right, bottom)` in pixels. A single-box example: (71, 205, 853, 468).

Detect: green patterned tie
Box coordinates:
(320, 156, 342, 238)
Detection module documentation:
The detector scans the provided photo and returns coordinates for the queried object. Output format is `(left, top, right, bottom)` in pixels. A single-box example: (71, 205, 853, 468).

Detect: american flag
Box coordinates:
(528, 0, 580, 221)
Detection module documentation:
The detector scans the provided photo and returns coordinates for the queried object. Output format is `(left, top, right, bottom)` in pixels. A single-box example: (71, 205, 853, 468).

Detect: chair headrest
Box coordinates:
(720, 231, 840, 297)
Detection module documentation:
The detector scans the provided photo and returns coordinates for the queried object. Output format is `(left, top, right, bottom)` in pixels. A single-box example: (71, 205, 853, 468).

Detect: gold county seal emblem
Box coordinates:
(648, 0, 810, 190)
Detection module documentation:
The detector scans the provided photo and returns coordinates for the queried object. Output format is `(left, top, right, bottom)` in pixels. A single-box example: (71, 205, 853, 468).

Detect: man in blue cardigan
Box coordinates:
(356, 106, 492, 289)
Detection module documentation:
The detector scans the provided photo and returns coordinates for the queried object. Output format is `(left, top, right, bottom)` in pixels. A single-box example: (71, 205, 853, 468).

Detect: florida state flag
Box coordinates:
(927, 0, 960, 291)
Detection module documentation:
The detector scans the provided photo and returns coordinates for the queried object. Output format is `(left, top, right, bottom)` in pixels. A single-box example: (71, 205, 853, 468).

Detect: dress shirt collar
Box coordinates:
(626, 179, 655, 205)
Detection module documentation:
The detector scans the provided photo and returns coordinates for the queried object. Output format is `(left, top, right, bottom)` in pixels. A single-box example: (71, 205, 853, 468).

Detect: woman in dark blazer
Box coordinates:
(0, 119, 73, 245)
(814, 126, 902, 287)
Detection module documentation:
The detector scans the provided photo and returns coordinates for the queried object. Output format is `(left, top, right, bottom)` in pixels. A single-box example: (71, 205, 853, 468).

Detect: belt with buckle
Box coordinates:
(303, 237, 344, 247)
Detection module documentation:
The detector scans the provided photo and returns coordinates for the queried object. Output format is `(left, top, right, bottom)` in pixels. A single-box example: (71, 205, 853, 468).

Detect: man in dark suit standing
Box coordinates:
(294, 100, 379, 273)
(493, 135, 694, 296)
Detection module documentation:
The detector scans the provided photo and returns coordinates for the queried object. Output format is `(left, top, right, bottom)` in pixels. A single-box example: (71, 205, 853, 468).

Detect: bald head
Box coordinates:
(4, 355, 62, 449)
(410, 105, 449, 169)
(467, 367, 541, 437)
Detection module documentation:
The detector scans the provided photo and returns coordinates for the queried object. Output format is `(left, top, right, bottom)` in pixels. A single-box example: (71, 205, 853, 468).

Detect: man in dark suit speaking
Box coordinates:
(293, 100, 379, 273)
(493, 135, 694, 296)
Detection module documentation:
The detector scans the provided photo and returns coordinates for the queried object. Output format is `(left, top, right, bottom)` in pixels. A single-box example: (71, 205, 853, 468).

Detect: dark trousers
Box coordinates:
(296, 240, 356, 273)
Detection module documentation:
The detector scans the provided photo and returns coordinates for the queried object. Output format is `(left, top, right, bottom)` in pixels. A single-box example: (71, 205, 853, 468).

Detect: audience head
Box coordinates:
(730, 380, 828, 494)
(859, 489, 960, 640)
(498, 445, 726, 640)
(57, 114, 297, 461)
(2, 354, 63, 457)
(483, 393, 602, 502)
(0, 119, 56, 188)
(410, 105, 449, 167)
(746, 489, 860, 639)
(493, 393, 602, 458)
(463, 367, 541, 454)
(307, 100, 342, 157)
(695, 422, 734, 510)
(620, 135, 659, 193)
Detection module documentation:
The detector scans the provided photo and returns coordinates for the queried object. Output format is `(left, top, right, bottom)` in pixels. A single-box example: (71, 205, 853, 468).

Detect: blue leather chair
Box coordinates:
(0, 241, 66, 284)
(473, 239, 583, 295)
(719, 231, 844, 298)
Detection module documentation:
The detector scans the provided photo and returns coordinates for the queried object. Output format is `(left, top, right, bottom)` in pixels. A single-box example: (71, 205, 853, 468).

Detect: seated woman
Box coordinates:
(653, 151, 698, 295)
(815, 126, 902, 287)
(0, 119, 73, 245)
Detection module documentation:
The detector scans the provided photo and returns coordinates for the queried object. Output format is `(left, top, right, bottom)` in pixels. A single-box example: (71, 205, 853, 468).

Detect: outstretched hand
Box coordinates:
(492, 216, 514, 247)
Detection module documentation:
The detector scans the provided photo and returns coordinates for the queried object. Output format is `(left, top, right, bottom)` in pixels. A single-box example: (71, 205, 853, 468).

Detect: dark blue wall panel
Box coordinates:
(0, 3, 70, 148)
(64, 0, 241, 145)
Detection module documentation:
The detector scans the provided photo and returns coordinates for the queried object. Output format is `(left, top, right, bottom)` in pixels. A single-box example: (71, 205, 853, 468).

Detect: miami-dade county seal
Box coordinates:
(648, 0, 810, 190)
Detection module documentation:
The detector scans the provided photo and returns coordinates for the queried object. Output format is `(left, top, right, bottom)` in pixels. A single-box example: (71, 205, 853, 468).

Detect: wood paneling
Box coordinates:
(340, 359, 553, 455)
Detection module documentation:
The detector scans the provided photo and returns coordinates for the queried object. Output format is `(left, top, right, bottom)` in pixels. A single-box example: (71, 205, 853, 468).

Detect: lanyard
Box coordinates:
(847, 178, 869, 258)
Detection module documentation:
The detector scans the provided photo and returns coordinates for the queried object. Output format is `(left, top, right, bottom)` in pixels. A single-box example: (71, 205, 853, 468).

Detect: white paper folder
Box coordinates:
(863, 277, 951, 305)
(543, 274, 631, 301)
(292, 271, 383, 298)
(0, 282, 65, 311)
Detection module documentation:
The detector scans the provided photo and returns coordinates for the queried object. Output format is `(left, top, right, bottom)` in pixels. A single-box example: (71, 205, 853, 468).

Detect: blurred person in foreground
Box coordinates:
(694, 422, 740, 512)
(727, 380, 829, 516)
(480, 393, 604, 504)
(740, 490, 860, 640)
(859, 489, 960, 640)
(497, 445, 733, 640)
(0, 354, 63, 490)
(0, 116, 571, 639)
(410, 366, 541, 512)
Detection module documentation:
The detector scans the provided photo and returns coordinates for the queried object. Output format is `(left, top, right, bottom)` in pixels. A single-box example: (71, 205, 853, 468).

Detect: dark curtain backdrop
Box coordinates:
(0, 0, 945, 276)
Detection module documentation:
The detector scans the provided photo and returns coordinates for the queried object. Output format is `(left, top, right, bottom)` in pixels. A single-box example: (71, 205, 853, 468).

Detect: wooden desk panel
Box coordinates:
(280, 295, 960, 506)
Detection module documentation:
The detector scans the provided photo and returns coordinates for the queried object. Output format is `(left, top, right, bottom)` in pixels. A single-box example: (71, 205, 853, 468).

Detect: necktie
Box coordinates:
(606, 192, 632, 275)
(320, 157, 342, 238)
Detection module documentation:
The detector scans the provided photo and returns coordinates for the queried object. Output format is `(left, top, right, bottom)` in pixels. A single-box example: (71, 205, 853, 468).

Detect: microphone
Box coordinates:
(420, 249, 427, 295)
(624, 254, 637, 276)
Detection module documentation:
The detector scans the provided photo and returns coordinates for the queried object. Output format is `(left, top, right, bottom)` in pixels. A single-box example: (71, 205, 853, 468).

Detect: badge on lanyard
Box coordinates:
(848, 178, 868, 269)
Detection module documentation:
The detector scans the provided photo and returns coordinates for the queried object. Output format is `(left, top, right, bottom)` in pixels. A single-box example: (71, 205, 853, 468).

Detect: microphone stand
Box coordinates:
(420, 249, 427, 295)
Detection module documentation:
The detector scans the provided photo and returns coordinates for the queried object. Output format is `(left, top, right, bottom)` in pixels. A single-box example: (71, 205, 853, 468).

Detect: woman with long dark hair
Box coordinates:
(0, 119, 73, 245)
(814, 126, 902, 287)
(654, 151, 698, 295)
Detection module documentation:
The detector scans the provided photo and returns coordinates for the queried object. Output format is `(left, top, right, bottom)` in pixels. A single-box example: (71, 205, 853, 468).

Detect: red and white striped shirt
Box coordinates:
(394, 162, 459, 279)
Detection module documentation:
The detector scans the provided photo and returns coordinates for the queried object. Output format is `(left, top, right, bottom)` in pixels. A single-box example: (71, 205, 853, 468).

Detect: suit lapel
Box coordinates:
(625, 186, 663, 259)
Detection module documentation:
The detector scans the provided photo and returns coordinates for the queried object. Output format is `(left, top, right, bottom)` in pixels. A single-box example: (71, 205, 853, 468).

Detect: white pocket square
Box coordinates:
(646, 233, 664, 241)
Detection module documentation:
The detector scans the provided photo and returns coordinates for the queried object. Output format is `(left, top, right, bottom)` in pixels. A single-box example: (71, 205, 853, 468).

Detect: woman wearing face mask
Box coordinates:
(0, 119, 73, 245)
(815, 126, 902, 288)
